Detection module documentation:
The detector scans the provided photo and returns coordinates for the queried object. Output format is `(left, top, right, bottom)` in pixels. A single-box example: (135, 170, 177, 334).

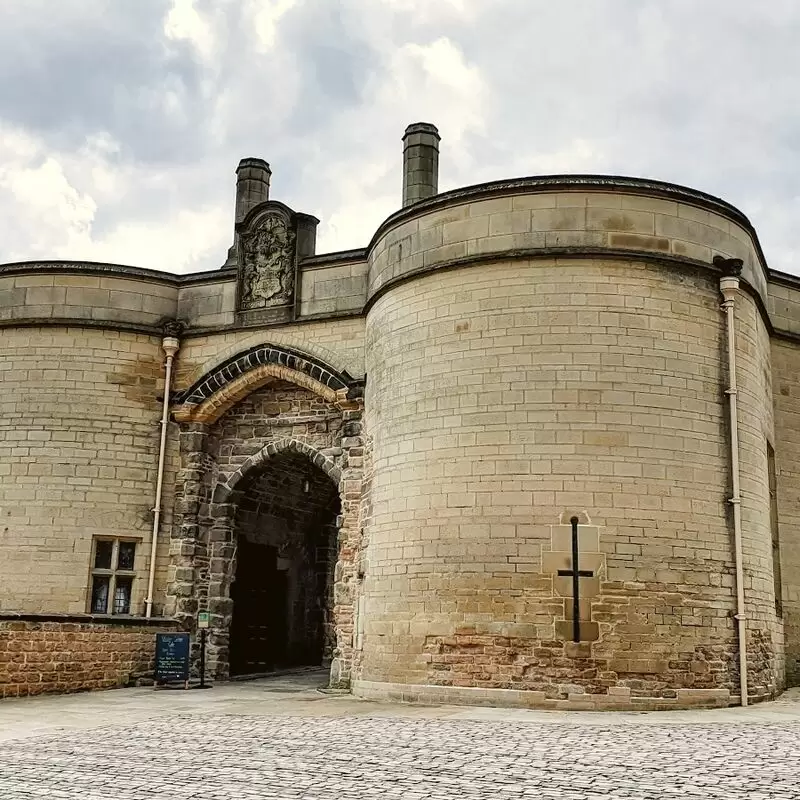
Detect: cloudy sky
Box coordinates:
(1, 0, 798, 274)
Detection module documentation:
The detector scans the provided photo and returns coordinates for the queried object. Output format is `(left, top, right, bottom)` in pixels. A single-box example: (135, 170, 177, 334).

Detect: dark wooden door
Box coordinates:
(229, 538, 288, 676)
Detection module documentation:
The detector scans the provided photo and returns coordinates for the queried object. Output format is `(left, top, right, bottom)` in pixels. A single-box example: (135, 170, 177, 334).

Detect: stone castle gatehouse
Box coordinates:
(2, 122, 800, 710)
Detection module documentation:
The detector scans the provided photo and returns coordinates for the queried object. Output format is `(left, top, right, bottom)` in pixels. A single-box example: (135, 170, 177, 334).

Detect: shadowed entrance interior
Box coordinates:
(228, 451, 341, 676)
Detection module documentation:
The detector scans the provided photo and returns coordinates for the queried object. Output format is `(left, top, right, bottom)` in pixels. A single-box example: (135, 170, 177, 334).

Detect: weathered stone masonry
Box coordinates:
(0, 614, 177, 698)
(1, 122, 800, 708)
(168, 366, 364, 683)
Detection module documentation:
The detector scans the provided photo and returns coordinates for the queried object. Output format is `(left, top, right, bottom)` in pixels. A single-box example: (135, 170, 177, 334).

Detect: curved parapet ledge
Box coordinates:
(365, 175, 771, 311)
(0, 251, 368, 334)
(0, 260, 186, 333)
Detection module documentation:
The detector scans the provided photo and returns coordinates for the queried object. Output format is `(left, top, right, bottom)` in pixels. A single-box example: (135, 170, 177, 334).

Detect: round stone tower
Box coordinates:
(354, 175, 782, 709)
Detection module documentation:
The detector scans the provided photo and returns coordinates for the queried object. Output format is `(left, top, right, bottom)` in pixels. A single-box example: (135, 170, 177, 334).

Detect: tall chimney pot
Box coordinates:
(402, 123, 440, 207)
(235, 157, 271, 224)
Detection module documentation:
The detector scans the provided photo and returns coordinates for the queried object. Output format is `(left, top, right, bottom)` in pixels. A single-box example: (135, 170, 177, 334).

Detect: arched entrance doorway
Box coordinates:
(168, 344, 365, 685)
(227, 451, 341, 676)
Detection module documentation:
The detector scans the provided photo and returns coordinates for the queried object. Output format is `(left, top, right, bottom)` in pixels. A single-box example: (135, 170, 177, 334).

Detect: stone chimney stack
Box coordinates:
(402, 122, 440, 207)
(235, 157, 272, 224)
(224, 157, 272, 267)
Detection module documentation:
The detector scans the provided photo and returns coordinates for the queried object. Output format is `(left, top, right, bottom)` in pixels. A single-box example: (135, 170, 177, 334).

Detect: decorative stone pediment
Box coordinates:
(236, 204, 297, 319)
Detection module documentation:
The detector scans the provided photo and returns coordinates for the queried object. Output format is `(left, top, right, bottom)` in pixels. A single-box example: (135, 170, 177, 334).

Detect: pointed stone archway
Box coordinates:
(219, 443, 342, 676)
(203, 439, 353, 681)
(166, 345, 365, 688)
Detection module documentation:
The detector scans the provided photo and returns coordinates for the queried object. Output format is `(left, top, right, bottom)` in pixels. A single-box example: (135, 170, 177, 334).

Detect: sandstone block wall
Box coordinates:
(0, 327, 169, 615)
(0, 255, 368, 334)
(0, 313, 365, 621)
(771, 339, 800, 684)
(299, 255, 368, 318)
(176, 277, 237, 329)
(731, 291, 782, 695)
(172, 318, 366, 394)
(768, 279, 800, 338)
(0, 614, 177, 698)
(174, 258, 367, 326)
(360, 256, 780, 703)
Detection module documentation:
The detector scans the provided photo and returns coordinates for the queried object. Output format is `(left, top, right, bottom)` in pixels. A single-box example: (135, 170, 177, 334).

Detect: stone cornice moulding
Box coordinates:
(0, 611, 177, 627)
(0, 252, 366, 281)
(0, 309, 365, 338)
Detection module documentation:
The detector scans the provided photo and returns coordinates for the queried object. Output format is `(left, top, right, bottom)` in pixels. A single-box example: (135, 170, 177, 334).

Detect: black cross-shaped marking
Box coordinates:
(557, 516, 594, 642)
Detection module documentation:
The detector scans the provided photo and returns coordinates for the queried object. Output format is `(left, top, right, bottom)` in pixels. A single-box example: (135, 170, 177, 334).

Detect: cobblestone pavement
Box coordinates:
(1, 676, 799, 799)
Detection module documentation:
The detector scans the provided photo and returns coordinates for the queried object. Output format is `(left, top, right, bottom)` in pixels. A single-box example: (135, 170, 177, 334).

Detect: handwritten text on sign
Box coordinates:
(154, 632, 190, 683)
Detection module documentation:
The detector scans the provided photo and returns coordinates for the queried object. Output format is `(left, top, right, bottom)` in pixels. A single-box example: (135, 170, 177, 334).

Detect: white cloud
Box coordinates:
(71, 207, 230, 272)
(396, 38, 487, 143)
(316, 158, 397, 253)
(374, 0, 478, 25)
(7, 158, 96, 232)
(248, 0, 299, 52)
(0, 123, 230, 271)
(1, 0, 800, 274)
(0, 128, 96, 260)
(505, 140, 608, 180)
(164, 0, 217, 60)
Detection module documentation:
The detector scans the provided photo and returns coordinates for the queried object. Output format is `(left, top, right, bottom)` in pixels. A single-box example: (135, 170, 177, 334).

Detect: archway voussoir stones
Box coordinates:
(172, 342, 355, 426)
(248, 437, 344, 487)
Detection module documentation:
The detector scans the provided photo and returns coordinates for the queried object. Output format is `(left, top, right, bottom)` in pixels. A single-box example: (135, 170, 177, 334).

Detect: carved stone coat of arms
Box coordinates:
(239, 213, 296, 310)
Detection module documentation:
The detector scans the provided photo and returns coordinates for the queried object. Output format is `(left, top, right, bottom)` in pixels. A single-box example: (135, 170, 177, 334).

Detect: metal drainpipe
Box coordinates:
(719, 263, 748, 706)
(145, 333, 181, 619)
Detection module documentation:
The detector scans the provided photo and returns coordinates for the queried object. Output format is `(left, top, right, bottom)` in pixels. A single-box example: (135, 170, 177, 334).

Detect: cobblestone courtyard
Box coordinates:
(1, 673, 799, 799)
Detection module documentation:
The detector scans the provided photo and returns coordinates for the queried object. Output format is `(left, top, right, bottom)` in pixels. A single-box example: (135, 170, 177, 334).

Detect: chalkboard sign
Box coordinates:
(154, 632, 190, 683)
